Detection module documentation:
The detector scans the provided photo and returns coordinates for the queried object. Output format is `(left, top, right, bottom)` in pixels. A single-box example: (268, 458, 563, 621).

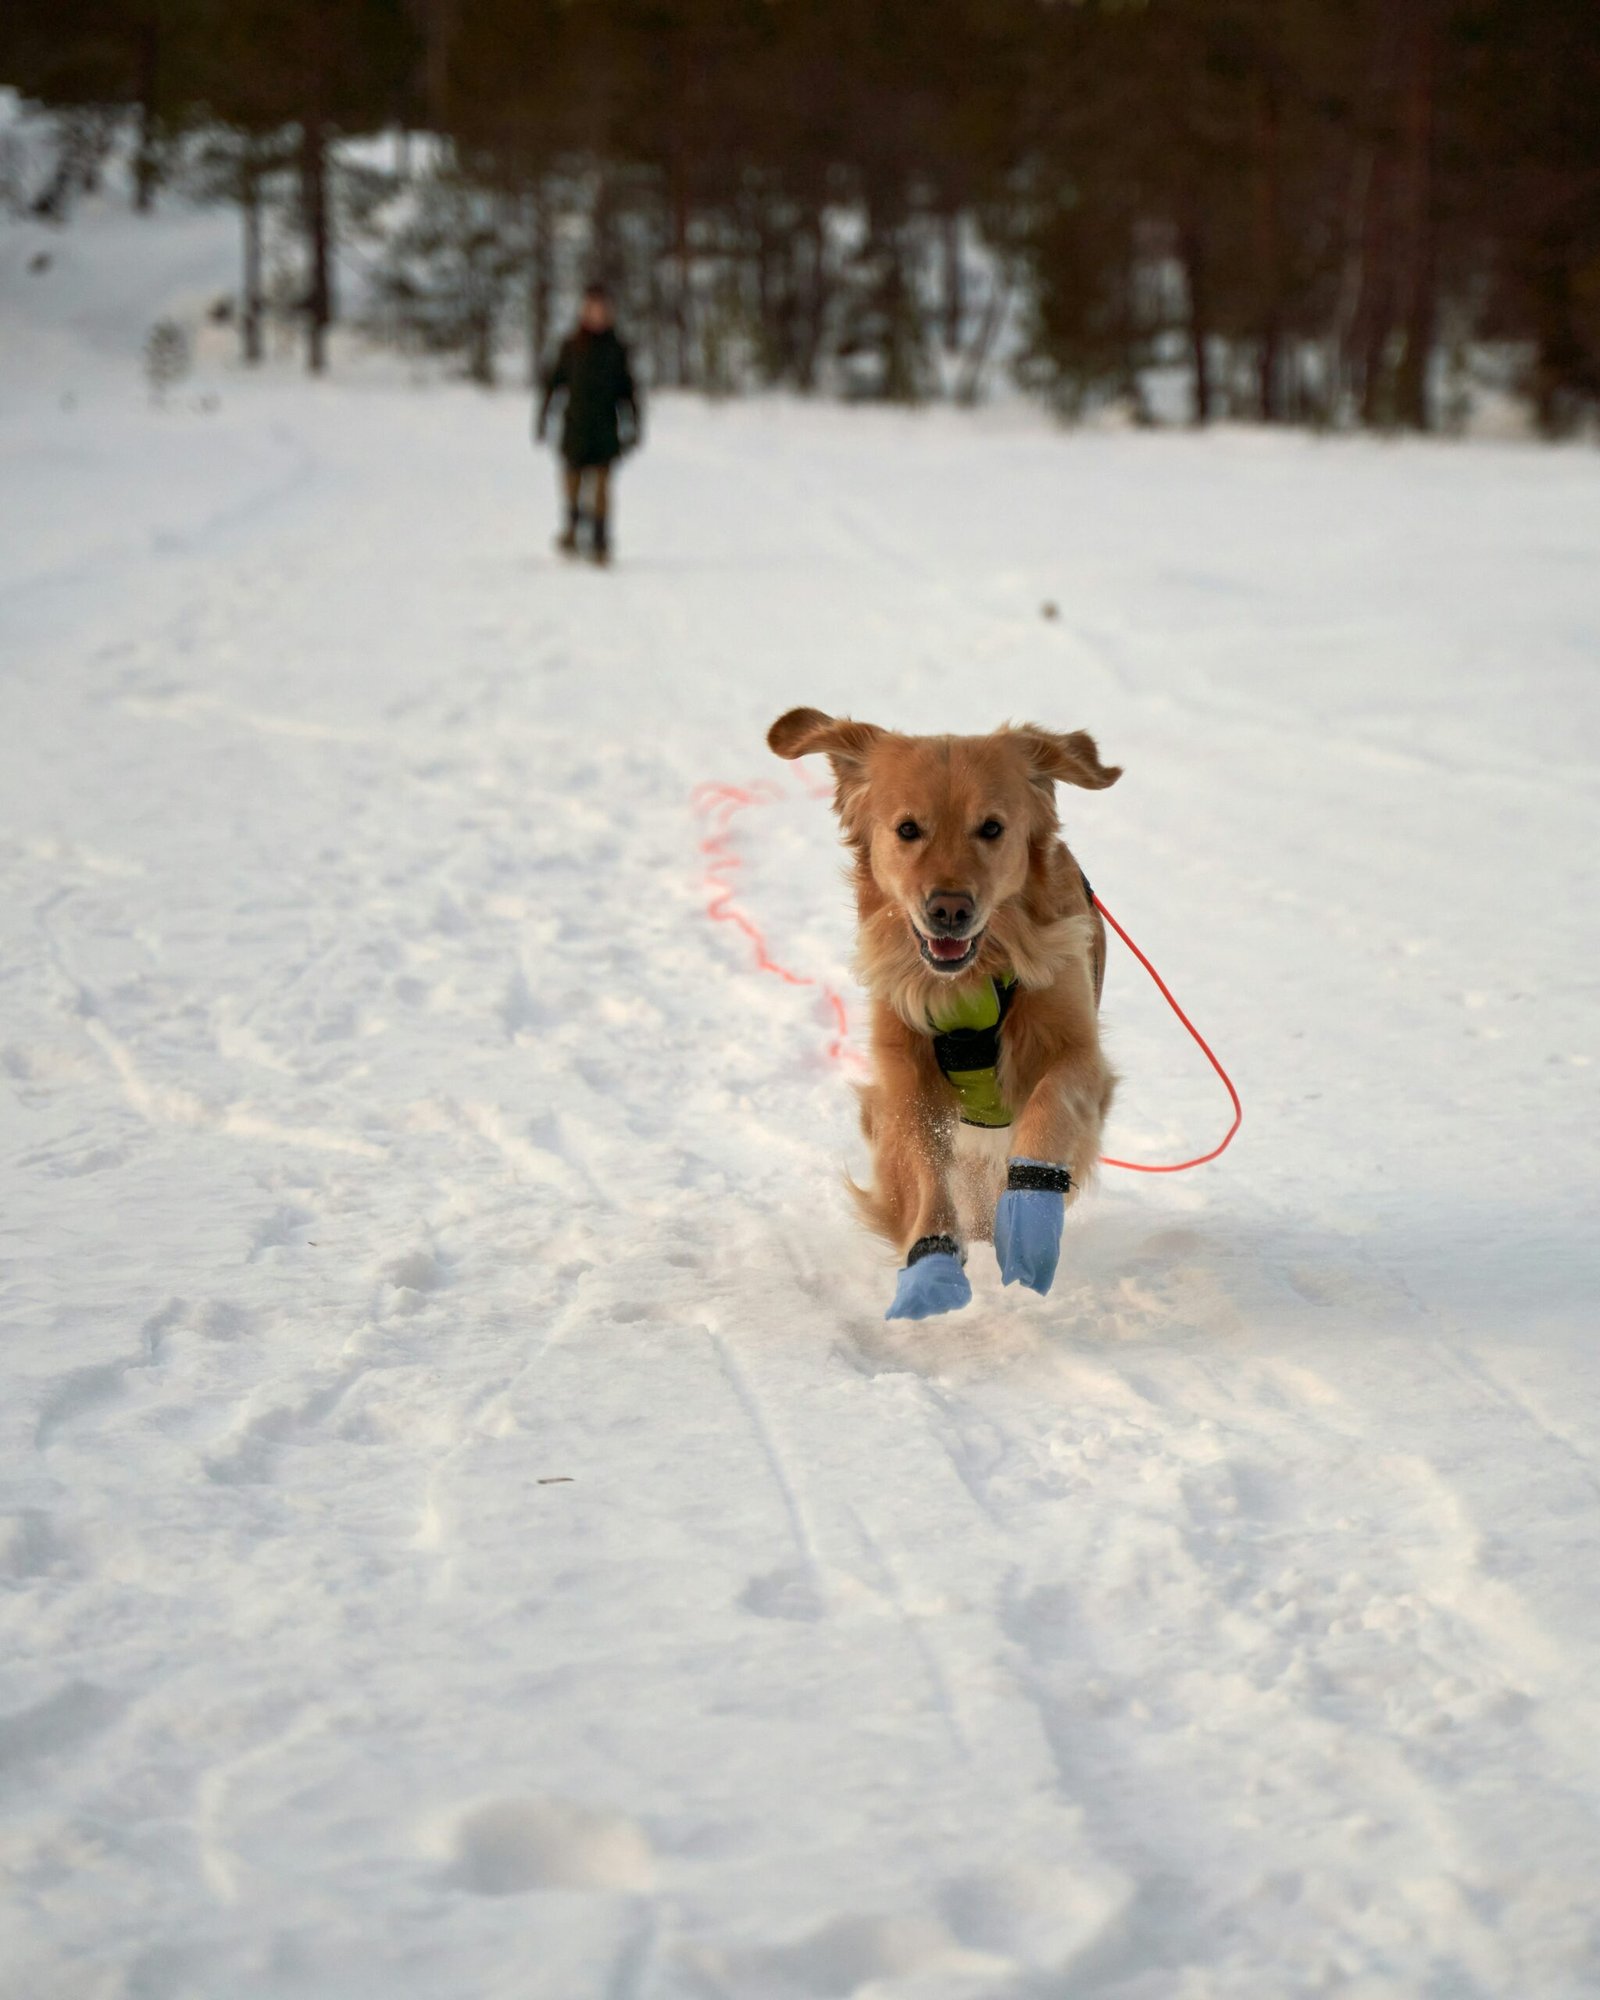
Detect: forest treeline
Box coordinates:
(4, 1, 1599, 433)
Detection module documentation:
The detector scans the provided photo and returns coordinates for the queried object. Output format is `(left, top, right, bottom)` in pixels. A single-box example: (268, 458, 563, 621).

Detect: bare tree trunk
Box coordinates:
(955, 271, 1010, 406)
(669, 156, 693, 387)
(1338, 136, 1399, 427)
(1333, 142, 1374, 416)
(751, 194, 784, 383)
(868, 192, 922, 405)
(1337, 18, 1405, 427)
(644, 228, 666, 386)
(241, 158, 263, 365)
(589, 171, 616, 292)
(301, 116, 332, 375)
(1179, 204, 1212, 424)
(526, 178, 552, 390)
(133, 13, 160, 212)
(420, 0, 459, 128)
(1393, 4, 1437, 431)
(1252, 65, 1285, 421)
(794, 204, 826, 393)
(1530, 237, 1590, 437)
(1356, 156, 1397, 426)
(941, 211, 963, 353)
(468, 300, 494, 386)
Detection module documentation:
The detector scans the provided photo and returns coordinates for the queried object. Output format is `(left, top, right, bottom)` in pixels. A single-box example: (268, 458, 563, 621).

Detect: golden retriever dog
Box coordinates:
(767, 709, 1120, 1319)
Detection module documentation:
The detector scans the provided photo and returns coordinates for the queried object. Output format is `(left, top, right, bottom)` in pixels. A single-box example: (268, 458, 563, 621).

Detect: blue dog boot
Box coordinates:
(886, 1235, 971, 1320)
(995, 1160, 1073, 1295)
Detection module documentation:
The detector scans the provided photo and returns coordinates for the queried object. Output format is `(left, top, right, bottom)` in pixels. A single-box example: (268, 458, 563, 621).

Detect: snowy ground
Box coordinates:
(5, 202, 1600, 2000)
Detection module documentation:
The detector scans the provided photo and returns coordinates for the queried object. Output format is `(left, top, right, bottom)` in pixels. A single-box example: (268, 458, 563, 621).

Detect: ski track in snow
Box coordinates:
(5, 240, 1600, 1999)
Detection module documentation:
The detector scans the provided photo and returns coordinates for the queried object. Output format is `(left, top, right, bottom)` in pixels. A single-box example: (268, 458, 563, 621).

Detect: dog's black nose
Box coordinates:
(924, 889, 976, 936)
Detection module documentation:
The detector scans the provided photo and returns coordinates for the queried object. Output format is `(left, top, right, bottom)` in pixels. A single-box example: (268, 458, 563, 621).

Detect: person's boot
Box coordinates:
(555, 512, 580, 556)
(589, 518, 611, 567)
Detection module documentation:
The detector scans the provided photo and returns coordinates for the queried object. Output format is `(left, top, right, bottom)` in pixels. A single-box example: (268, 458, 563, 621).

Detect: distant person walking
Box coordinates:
(536, 283, 641, 567)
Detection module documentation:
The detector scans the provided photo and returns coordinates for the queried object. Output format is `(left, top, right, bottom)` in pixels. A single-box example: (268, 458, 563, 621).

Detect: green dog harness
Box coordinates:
(928, 975, 1018, 1128)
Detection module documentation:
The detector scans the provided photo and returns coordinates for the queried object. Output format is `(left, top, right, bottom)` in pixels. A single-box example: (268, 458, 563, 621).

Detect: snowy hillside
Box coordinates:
(4, 188, 1600, 2000)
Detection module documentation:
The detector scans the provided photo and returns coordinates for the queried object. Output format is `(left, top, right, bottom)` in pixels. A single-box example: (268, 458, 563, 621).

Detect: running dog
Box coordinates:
(767, 709, 1120, 1319)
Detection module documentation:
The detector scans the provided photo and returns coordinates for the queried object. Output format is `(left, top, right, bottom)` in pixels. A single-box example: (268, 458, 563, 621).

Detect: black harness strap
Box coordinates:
(930, 976, 1017, 1086)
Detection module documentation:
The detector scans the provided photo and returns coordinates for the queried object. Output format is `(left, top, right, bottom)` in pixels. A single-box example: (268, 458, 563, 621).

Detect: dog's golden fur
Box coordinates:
(768, 708, 1120, 1259)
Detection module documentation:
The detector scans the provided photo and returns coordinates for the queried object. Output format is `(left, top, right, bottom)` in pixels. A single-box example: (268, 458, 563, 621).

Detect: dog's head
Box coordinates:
(768, 708, 1120, 1004)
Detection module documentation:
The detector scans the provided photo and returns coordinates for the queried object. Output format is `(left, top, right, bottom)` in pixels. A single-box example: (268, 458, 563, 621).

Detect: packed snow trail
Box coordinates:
(5, 301, 1600, 1994)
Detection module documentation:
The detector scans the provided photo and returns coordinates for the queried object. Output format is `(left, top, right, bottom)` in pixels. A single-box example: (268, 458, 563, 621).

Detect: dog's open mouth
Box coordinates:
(915, 927, 984, 973)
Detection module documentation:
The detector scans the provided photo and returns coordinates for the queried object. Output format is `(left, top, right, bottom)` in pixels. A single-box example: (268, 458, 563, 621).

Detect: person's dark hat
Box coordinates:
(582, 280, 610, 302)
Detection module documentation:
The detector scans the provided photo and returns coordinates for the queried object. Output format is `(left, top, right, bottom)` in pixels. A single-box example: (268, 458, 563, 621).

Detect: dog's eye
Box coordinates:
(895, 819, 922, 842)
(976, 819, 1005, 841)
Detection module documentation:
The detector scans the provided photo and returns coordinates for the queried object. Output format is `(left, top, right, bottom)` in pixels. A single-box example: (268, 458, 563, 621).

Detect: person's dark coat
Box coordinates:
(538, 328, 640, 467)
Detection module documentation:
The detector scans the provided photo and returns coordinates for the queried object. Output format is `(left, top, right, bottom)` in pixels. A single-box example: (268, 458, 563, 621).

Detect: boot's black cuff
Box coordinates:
(1007, 1161, 1073, 1194)
(907, 1233, 963, 1267)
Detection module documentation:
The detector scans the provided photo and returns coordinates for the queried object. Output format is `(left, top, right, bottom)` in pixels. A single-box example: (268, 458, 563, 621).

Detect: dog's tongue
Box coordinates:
(927, 935, 971, 963)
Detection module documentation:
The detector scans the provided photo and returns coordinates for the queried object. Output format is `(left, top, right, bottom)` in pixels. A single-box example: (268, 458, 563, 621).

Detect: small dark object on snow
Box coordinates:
(29, 250, 52, 274)
(1041, 601, 1059, 621)
(145, 319, 191, 402)
(210, 296, 234, 324)
(537, 1476, 574, 1485)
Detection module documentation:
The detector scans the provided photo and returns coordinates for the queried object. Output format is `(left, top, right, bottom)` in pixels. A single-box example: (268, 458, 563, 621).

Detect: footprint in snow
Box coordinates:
(0, 1509, 78, 1581)
(442, 1795, 654, 1897)
(248, 1203, 317, 1262)
(740, 1564, 829, 1622)
(385, 1247, 450, 1314)
(695, 1910, 988, 1998)
(0, 1681, 124, 1773)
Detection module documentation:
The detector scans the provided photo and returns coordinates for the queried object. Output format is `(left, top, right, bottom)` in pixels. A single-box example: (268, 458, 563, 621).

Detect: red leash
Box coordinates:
(693, 784, 1240, 1170)
(692, 781, 860, 1069)
(1091, 894, 1241, 1170)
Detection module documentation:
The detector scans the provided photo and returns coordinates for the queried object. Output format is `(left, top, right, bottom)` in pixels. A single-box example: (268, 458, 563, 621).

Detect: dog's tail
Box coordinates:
(844, 1171, 900, 1247)
(844, 1081, 903, 1247)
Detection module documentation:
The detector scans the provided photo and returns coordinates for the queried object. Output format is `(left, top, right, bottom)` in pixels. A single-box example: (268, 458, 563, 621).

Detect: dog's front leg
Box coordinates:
(996, 1047, 1115, 1297)
(867, 1022, 970, 1321)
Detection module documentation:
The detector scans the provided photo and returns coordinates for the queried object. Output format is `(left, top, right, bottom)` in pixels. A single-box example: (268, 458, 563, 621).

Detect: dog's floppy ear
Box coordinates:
(768, 707, 882, 768)
(768, 708, 884, 831)
(1011, 726, 1122, 792)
